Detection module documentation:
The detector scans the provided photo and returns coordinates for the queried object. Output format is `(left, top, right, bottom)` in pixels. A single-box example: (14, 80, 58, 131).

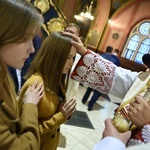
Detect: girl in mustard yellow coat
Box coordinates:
(19, 32, 77, 150)
(0, 0, 44, 149)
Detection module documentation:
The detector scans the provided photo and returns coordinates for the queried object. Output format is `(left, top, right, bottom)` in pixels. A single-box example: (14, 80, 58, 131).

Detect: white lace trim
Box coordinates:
(128, 124, 150, 147)
(142, 124, 150, 143)
(128, 139, 144, 146)
(83, 53, 95, 67)
(72, 51, 116, 94)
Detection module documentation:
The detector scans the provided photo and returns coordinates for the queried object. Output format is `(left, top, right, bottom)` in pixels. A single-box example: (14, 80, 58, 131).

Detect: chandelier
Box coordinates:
(74, 1, 94, 21)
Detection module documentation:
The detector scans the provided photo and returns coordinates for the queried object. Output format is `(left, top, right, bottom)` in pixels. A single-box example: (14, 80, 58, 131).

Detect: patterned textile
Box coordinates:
(71, 50, 116, 94)
(128, 124, 150, 147)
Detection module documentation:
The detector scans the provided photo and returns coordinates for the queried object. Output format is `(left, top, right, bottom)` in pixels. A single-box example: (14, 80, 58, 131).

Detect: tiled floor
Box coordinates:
(57, 85, 119, 150)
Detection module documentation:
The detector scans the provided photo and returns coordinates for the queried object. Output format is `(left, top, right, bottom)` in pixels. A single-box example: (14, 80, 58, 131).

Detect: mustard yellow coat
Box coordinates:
(0, 79, 40, 149)
(19, 73, 67, 150)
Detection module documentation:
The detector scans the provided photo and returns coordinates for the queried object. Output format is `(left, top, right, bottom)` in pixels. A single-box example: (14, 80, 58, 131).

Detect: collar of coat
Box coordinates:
(0, 84, 19, 121)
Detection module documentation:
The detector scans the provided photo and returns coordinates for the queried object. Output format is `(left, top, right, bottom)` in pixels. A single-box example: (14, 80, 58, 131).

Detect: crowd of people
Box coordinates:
(0, 0, 149, 150)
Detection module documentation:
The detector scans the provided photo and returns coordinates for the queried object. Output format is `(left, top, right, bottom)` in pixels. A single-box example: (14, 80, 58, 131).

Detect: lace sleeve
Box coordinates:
(128, 124, 150, 147)
(71, 50, 116, 94)
(142, 124, 150, 143)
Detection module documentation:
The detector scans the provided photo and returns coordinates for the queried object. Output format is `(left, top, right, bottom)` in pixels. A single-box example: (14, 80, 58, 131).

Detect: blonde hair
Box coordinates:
(0, 0, 43, 45)
(25, 32, 74, 93)
(0, 0, 43, 121)
(66, 23, 80, 35)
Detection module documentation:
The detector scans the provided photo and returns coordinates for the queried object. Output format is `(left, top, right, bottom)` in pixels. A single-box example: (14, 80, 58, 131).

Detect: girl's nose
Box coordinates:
(28, 40, 35, 54)
(30, 45, 35, 54)
(70, 58, 74, 65)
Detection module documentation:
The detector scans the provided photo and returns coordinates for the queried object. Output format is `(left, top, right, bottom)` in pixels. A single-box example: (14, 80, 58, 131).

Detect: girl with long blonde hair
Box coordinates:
(0, 0, 44, 149)
(19, 32, 77, 150)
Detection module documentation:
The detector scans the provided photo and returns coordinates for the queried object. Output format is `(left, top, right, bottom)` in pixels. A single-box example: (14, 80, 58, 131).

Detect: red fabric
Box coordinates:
(71, 50, 116, 94)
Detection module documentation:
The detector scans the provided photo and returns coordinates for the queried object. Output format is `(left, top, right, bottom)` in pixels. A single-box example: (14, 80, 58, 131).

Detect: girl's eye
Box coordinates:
(18, 38, 31, 44)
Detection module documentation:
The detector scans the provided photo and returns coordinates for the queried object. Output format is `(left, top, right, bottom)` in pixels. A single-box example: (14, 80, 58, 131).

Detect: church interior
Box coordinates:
(28, 0, 150, 149)
(36, 0, 150, 72)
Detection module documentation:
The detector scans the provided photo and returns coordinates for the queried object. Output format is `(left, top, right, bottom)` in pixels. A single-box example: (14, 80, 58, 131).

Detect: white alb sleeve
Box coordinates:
(92, 136, 125, 150)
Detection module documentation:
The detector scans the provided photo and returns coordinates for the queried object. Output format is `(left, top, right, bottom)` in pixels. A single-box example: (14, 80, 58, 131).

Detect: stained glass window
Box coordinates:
(123, 35, 140, 58)
(135, 38, 150, 63)
(122, 21, 150, 64)
(139, 22, 150, 36)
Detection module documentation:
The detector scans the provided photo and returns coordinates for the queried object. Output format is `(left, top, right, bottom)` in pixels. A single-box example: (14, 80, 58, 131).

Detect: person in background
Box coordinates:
(142, 53, 150, 70)
(65, 23, 80, 36)
(100, 46, 117, 64)
(0, 0, 44, 149)
(18, 32, 77, 150)
(65, 23, 81, 100)
(82, 87, 102, 111)
(112, 48, 120, 66)
(82, 46, 119, 111)
(113, 48, 120, 56)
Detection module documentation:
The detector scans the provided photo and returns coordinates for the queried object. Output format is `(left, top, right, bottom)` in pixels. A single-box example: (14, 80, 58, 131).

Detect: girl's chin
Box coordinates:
(63, 69, 70, 74)
(63, 71, 68, 74)
(63, 72, 67, 74)
(17, 64, 24, 69)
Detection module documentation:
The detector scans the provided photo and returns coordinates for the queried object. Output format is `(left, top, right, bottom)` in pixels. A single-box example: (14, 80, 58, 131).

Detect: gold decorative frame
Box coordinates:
(31, 0, 68, 36)
(49, 0, 55, 7)
(47, 17, 66, 34)
(50, 0, 68, 23)
(42, 24, 50, 35)
(34, 0, 50, 14)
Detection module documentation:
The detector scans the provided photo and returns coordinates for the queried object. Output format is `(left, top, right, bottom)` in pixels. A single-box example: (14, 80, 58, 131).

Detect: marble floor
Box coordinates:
(57, 85, 119, 150)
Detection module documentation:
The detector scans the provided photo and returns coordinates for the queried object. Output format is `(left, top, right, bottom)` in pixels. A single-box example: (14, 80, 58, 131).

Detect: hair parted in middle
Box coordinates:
(25, 31, 75, 93)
